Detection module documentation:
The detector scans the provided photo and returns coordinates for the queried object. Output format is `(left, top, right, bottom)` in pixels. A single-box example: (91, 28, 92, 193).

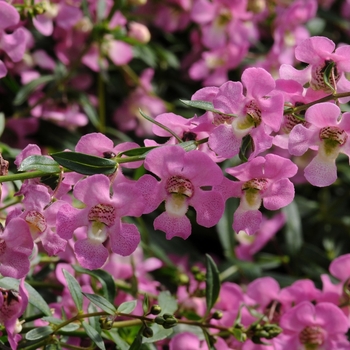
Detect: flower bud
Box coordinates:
(99, 316, 115, 330)
(142, 326, 154, 338)
(154, 316, 165, 325)
(128, 22, 151, 44)
(150, 305, 162, 315)
(211, 310, 223, 320)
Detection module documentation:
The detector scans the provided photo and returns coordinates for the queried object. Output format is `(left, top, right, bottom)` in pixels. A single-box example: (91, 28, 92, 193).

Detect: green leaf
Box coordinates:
(118, 146, 157, 158)
(282, 201, 303, 255)
(73, 266, 116, 303)
(78, 94, 100, 129)
(239, 135, 252, 162)
(14, 75, 55, 105)
(96, 0, 106, 22)
(50, 151, 117, 175)
(0, 278, 51, 316)
(129, 330, 143, 350)
(142, 294, 149, 315)
(25, 326, 53, 341)
(142, 324, 173, 344)
(205, 254, 221, 317)
(323, 61, 336, 93)
(83, 293, 117, 315)
(63, 269, 83, 312)
(202, 328, 217, 350)
(117, 300, 137, 314)
(103, 330, 129, 350)
(158, 291, 177, 315)
(18, 155, 60, 173)
(180, 99, 236, 116)
(82, 321, 106, 350)
(0, 113, 5, 138)
(178, 141, 198, 152)
(232, 328, 245, 342)
(88, 303, 101, 333)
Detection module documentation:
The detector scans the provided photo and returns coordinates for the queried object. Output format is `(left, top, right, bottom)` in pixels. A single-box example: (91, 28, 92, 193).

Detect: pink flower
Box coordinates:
(288, 102, 350, 187)
(144, 146, 224, 240)
(0, 218, 33, 279)
(57, 174, 145, 269)
(0, 279, 28, 349)
(222, 154, 297, 235)
(276, 301, 349, 350)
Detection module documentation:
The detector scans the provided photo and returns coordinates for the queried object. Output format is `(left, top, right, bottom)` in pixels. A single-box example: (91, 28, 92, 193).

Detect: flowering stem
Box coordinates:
(284, 91, 350, 115)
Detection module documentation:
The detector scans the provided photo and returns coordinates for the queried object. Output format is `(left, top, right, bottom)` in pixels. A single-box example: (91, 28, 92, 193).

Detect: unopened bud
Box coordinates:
(100, 316, 115, 330)
(154, 316, 165, 325)
(178, 273, 189, 285)
(128, 22, 151, 44)
(150, 305, 162, 315)
(212, 310, 223, 320)
(142, 326, 154, 338)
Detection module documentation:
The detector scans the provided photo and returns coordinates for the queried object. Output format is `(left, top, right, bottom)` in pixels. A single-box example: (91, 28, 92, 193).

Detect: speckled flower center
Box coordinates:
(311, 60, 340, 91)
(319, 126, 347, 145)
(88, 204, 116, 227)
(242, 178, 268, 191)
(299, 326, 324, 348)
(166, 176, 194, 198)
(245, 100, 262, 126)
(213, 113, 234, 126)
(25, 211, 47, 233)
(282, 114, 309, 134)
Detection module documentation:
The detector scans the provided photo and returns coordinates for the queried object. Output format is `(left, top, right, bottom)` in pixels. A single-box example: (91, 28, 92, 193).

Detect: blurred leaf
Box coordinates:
(117, 300, 137, 314)
(0, 113, 5, 138)
(178, 140, 198, 152)
(239, 135, 252, 162)
(282, 201, 303, 255)
(202, 328, 216, 350)
(73, 266, 116, 303)
(217, 197, 239, 259)
(88, 303, 102, 333)
(103, 330, 129, 350)
(142, 324, 173, 344)
(180, 100, 236, 116)
(232, 328, 245, 342)
(129, 330, 143, 350)
(133, 45, 157, 67)
(205, 254, 221, 317)
(0, 278, 51, 316)
(82, 321, 106, 350)
(158, 291, 177, 315)
(323, 61, 336, 93)
(51, 151, 117, 175)
(97, 0, 106, 22)
(118, 146, 157, 158)
(14, 75, 54, 105)
(26, 326, 53, 341)
(83, 293, 117, 315)
(18, 155, 60, 173)
(63, 269, 83, 312)
(142, 294, 149, 314)
(78, 94, 100, 129)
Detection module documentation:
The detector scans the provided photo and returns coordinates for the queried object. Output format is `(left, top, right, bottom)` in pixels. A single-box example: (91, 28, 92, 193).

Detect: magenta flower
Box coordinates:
(235, 212, 286, 261)
(202, 67, 284, 159)
(276, 301, 349, 350)
(288, 102, 350, 187)
(280, 36, 350, 97)
(224, 154, 297, 235)
(57, 174, 145, 269)
(0, 218, 33, 279)
(144, 146, 224, 240)
(0, 279, 28, 349)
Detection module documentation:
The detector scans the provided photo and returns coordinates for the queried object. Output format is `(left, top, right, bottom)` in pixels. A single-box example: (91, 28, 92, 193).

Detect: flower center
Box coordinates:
(311, 60, 340, 91)
(25, 211, 47, 237)
(166, 176, 194, 198)
(299, 326, 325, 349)
(213, 113, 234, 126)
(88, 204, 116, 227)
(243, 178, 269, 191)
(319, 126, 347, 145)
(282, 114, 309, 134)
(245, 100, 262, 126)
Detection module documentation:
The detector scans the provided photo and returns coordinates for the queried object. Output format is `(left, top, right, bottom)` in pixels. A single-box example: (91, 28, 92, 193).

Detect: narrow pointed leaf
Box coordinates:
(18, 155, 60, 173)
(202, 328, 217, 350)
(14, 75, 54, 105)
(83, 293, 117, 315)
(51, 151, 117, 175)
(205, 254, 221, 317)
(129, 330, 143, 350)
(82, 321, 106, 350)
(180, 99, 236, 116)
(117, 300, 137, 314)
(26, 326, 53, 340)
(63, 269, 83, 312)
(73, 266, 116, 303)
